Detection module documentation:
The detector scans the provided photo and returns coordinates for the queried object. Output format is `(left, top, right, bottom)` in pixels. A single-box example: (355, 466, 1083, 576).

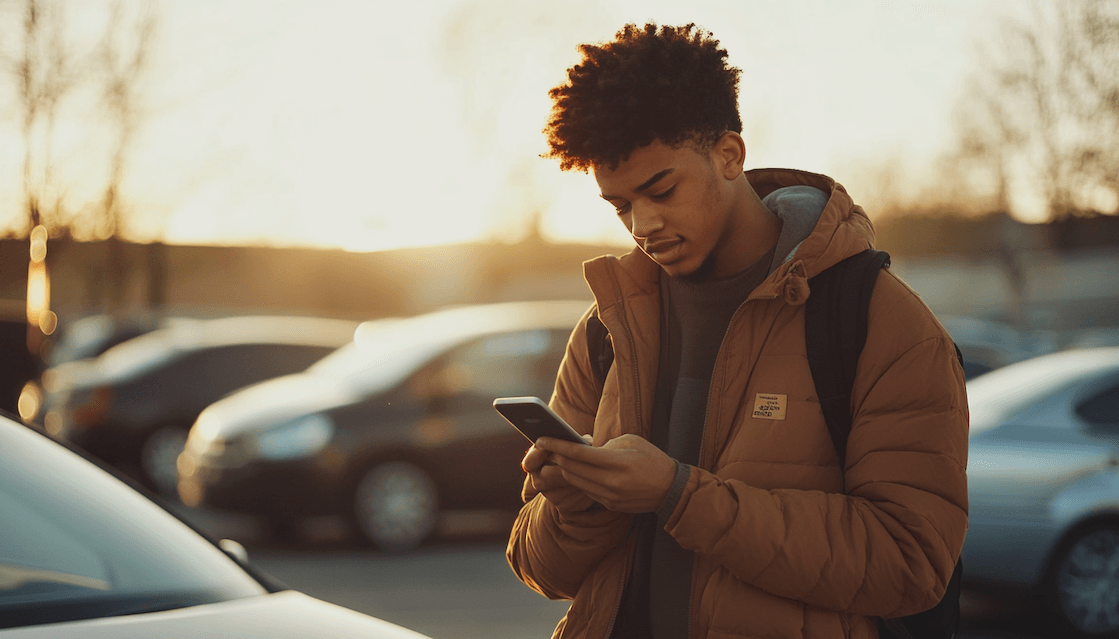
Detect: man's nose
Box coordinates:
(629, 205, 664, 240)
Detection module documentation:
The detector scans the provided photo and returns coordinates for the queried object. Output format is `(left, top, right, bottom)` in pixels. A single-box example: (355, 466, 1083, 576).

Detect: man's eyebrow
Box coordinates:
(634, 169, 674, 193)
(599, 168, 675, 201)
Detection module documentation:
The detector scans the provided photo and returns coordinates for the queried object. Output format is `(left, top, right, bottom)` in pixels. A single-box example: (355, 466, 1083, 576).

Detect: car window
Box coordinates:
(967, 353, 1119, 436)
(143, 343, 335, 406)
(419, 329, 564, 400)
(197, 343, 334, 392)
(0, 418, 266, 629)
(1076, 380, 1119, 428)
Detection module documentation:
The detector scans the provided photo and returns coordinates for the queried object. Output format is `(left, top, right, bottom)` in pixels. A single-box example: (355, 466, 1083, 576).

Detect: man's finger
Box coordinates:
(521, 444, 551, 473)
(537, 436, 600, 460)
(548, 451, 618, 481)
(555, 467, 609, 503)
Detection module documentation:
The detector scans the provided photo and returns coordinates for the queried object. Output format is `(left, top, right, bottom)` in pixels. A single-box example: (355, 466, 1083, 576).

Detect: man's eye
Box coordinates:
(614, 203, 631, 216)
(651, 186, 676, 201)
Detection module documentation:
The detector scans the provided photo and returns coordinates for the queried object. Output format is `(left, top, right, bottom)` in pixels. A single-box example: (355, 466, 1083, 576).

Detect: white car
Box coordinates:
(0, 413, 430, 638)
(962, 346, 1119, 637)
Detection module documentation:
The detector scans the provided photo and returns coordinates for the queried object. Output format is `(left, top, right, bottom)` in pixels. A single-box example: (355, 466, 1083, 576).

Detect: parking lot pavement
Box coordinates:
(174, 505, 1055, 639)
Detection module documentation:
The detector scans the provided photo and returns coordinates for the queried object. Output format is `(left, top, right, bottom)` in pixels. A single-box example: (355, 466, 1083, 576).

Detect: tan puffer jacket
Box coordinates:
(507, 168, 969, 639)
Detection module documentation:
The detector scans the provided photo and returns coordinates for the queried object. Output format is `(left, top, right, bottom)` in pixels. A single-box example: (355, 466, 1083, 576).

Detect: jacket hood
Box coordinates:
(746, 168, 875, 278)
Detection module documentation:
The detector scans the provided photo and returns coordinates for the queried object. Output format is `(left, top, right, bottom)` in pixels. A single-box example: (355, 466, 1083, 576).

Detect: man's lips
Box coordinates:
(643, 238, 682, 260)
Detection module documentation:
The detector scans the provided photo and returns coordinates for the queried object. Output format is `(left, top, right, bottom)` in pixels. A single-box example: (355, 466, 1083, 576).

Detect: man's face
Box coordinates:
(594, 138, 750, 279)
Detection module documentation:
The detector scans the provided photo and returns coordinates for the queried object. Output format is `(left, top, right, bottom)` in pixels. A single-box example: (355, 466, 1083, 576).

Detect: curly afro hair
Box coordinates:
(544, 23, 742, 172)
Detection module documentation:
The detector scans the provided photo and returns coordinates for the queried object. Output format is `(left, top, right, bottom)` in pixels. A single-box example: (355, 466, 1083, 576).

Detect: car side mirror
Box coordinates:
(218, 538, 249, 564)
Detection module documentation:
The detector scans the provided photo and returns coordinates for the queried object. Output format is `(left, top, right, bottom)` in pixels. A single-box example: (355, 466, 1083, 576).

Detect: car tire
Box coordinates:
(352, 461, 438, 552)
(140, 426, 189, 497)
(1042, 522, 1119, 637)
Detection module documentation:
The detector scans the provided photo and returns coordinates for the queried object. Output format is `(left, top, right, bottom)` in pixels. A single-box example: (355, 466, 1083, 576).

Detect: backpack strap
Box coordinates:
(807, 249, 964, 639)
(586, 309, 614, 393)
(805, 249, 891, 476)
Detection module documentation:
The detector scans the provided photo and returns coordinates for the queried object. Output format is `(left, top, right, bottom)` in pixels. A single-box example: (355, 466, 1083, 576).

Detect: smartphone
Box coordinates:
(493, 396, 589, 446)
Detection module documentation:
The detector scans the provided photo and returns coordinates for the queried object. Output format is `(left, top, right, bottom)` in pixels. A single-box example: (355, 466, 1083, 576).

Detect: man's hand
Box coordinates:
(522, 435, 596, 514)
(535, 434, 676, 514)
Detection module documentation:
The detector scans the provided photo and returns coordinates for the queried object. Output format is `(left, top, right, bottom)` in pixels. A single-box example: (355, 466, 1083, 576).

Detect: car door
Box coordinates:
(410, 328, 568, 509)
(1049, 373, 1119, 527)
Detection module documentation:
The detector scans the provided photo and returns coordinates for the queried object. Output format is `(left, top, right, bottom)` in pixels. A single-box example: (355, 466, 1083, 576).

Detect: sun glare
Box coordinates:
(0, 0, 1054, 253)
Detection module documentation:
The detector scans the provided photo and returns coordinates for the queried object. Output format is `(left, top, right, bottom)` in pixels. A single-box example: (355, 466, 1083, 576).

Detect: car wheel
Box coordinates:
(140, 426, 189, 496)
(1044, 523, 1119, 637)
(352, 461, 438, 552)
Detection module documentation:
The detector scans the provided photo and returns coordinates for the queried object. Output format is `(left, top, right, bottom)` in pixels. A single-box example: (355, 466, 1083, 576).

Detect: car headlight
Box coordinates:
(250, 414, 335, 461)
(188, 411, 222, 452)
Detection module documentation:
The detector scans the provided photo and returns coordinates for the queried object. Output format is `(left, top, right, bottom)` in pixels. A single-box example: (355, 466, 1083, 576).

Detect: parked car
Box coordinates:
(177, 300, 589, 551)
(45, 313, 191, 368)
(937, 314, 1055, 379)
(20, 313, 194, 426)
(0, 412, 430, 638)
(1065, 326, 1119, 350)
(41, 315, 358, 495)
(962, 346, 1119, 637)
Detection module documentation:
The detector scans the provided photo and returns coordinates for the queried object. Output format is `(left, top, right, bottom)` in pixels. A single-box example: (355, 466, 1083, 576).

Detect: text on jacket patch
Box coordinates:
(753, 393, 787, 420)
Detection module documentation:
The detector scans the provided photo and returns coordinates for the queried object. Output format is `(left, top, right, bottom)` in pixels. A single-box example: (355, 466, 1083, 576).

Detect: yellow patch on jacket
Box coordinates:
(752, 393, 787, 420)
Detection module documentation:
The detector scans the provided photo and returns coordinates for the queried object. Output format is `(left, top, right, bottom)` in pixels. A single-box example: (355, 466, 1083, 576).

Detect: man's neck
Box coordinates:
(714, 179, 782, 276)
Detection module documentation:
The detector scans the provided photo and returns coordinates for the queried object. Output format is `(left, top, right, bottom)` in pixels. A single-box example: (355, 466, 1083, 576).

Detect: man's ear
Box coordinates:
(712, 131, 746, 179)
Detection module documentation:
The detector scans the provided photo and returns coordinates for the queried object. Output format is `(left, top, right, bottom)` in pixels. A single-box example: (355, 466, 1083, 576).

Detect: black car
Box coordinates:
(0, 305, 39, 418)
(41, 315, 358, 495)
(178, 301, 589, 551)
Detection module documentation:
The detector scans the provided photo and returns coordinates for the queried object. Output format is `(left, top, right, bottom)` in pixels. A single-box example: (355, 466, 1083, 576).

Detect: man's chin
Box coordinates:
(675, 252, 718, 281)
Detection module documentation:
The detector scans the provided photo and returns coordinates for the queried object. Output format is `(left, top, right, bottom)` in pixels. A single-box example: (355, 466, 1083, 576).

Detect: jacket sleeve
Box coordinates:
(506, 304, 632, 600)
(663, 274, 969, 617)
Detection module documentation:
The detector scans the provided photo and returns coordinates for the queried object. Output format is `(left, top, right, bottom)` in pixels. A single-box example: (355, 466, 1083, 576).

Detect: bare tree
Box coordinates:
(1, 0, 79, 350)
(956, 0, 1119, 221)
(2, 0, 162, 325)
(97, 1, 155, 240)
(95, 1, 158, 310)
(11, 0, 76, 235)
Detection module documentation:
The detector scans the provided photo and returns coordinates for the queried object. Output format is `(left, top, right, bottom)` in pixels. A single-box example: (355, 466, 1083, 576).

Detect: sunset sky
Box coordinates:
(0, 0, 1037, 252)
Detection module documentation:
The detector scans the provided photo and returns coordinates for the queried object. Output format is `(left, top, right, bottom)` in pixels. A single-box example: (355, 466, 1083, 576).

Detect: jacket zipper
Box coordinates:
(697, 292, 772, 468)
(600, 266, 783, 638)
(606, 268, 644, 438)
(688, 292, 780, 637)
(602, 536, 635, 639)
(602, 268, 642, 639)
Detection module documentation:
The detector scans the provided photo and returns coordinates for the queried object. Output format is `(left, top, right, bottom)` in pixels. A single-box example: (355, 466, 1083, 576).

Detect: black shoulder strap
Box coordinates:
(809, 251, 965, 639)
(805, 249, 891, 474)
(586, 309, 614, 392)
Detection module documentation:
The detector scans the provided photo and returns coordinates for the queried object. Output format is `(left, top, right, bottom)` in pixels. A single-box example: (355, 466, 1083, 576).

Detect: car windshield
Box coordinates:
(306, 302, 588, 398)
(307, 315, 487, 394)
(0, 417, 266, 629)
(966, 349, 1119, 436)
(93, 324, 200, 384)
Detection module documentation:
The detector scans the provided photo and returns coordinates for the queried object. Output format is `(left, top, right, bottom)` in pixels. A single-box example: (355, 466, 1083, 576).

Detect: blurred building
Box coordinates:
(0, 213, 1116, 346)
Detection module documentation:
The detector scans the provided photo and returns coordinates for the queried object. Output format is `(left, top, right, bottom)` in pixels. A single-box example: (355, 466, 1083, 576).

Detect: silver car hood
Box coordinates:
(196, 373, 356, 440)
(2, 590, 431, 638)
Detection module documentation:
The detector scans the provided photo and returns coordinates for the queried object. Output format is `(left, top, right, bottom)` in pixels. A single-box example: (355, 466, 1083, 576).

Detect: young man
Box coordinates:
(507, 23, 968, 639)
